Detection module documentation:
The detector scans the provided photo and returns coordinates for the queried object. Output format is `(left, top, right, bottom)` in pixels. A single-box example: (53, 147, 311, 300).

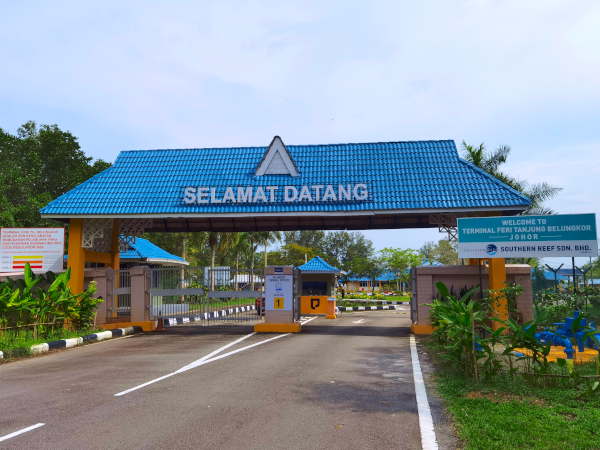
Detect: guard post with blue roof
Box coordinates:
(297, 256, 340, 319)
(41, 136, 531, 332)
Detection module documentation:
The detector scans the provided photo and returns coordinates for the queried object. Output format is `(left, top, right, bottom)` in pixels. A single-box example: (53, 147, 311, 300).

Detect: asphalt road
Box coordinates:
(0, 307, 435, 450)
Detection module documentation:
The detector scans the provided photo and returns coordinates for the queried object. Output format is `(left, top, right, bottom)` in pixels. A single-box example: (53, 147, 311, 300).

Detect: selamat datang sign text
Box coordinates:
(457, 214, 597, 258)
(182, 183, 368, 204)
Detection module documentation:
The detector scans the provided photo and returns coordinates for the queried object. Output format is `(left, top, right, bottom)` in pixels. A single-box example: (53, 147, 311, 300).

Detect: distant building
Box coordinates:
(344, 271, 397, 292)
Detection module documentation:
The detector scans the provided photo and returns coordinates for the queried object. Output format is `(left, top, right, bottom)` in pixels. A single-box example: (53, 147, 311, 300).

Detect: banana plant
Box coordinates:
(429, 282, 488, 379)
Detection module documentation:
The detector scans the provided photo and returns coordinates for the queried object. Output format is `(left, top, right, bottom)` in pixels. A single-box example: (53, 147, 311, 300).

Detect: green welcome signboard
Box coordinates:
(457, 213, 598, 258)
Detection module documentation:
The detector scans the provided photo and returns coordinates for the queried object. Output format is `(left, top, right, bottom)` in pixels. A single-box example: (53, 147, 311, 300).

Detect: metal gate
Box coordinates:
(149, 267, 264, 327)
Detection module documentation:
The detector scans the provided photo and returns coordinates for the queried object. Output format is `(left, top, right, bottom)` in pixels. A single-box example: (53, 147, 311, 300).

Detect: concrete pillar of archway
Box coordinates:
(110, 219, 121, 319)
(489, 258, 508, 329)
(67, 219, 85, 294)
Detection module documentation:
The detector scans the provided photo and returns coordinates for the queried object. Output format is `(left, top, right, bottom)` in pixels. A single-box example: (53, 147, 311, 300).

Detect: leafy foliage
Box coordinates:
(0, 121, 110, 227)
(461, 141, 561, 215)
(418, 239, 459, 265)
(0, 263, 102, 333)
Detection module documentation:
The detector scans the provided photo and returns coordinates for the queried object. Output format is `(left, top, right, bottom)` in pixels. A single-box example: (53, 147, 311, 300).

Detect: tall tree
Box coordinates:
(322, 231, 375, 271)
(418, 239, 459, 265)
(347, 255, 383, 293)
(462, 141, 561, 215)
(253, 231, 282, 268)
(0, 121, 110, 227)
(380, 248, 421, 290)
(283, 231, 326, 250)
(281, 243, 318, 266)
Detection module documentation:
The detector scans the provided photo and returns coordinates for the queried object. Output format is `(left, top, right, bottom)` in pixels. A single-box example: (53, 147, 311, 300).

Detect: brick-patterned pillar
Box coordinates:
(416, 270, 434, 326)
(130, 265, 150, 322)
(85, 267, 114, 326)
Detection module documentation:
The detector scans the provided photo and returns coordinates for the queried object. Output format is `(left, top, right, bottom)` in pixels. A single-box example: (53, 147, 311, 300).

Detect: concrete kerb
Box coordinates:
(0, 326, 143, 359)
(339, 305, 402, 312)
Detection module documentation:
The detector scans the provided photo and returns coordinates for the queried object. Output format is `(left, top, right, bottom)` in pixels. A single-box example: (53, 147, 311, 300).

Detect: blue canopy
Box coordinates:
(297, 256, 340, 273)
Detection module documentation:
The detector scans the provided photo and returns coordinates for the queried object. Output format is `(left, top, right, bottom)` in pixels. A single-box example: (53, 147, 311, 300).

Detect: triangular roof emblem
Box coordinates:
(255, 136, 299, 177)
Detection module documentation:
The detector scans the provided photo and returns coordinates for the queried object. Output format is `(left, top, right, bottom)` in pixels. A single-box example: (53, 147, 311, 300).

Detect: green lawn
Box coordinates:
(0, 327, 100, 359)
(158, 297, 256, 314)
(434, 365, 600, 449)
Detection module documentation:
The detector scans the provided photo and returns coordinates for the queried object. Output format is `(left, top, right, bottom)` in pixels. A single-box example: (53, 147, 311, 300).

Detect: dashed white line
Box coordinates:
(409, 335, 438, 450)
(352, 318, 366, 324)
(0, 423, 45, 443)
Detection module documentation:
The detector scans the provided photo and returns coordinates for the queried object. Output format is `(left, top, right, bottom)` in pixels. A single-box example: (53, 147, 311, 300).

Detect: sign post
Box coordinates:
(457, 213, 598, 331)
(0, 228, 65, 273)
(457, 214, 598, 259)
(255, 266, 301, 333)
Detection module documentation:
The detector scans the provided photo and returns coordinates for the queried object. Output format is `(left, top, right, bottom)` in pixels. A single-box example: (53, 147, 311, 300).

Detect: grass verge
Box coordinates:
(0, 327, 100, 359)
(431, 354, 600, 449)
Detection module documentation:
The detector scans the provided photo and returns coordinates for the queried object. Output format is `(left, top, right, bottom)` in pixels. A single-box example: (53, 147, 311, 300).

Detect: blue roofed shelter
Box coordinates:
(40, 136, 530, 296)
(118, 237, 188, 267)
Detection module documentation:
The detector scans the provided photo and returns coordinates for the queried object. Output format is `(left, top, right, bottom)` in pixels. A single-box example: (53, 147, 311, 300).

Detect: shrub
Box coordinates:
(0, 263, 103, 334)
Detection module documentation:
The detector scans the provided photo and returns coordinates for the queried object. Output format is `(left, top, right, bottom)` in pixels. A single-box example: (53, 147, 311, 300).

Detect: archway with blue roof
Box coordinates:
(41, 136, 530, 329)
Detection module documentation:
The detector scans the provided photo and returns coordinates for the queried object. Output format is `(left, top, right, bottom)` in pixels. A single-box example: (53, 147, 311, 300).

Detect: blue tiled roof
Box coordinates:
(40, 140, 530, 216)
(64, 237, 187, 265)
(420, 260, 444, 267)
(120, 237, 186, 264)
(347, 270, 398, 282)
(297, 256, 340, 273)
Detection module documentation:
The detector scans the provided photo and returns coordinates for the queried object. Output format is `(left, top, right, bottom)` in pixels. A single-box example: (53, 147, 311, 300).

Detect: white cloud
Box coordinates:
(0, 1, 599, 252)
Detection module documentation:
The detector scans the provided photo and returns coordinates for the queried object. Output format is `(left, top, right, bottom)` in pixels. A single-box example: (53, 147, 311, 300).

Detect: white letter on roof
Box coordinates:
(223, 187, 236, 203)
(312, 185, 324, 201)
(298, 185, 312, 202)
(253, 186, 267, 203)
(322, 185, 337, 201)
(197, 187, 209, 204)
(237, 187, 253, 203)
(210, 188, 222, 203)
(266, 186, 278, 202)
(183, 187, 196, 204)
(353, 184, 368, 201)
(338, 184, 351, 201)
(284, 186, 298, 202)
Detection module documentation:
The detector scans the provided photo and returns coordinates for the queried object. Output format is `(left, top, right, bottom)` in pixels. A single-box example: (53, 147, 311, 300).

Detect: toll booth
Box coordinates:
(297, 256, 340, 319)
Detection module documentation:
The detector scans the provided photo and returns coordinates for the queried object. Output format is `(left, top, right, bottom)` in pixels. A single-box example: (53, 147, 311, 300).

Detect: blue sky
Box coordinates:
(1, 1, 599, 265)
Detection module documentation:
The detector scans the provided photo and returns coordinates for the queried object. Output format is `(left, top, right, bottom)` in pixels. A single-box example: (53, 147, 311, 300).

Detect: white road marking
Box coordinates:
(352, 319, 366, 324)
(300, 316, 318, 325)
(176, 332, 256, 372)
(0, 423, 45, 443)
(114, 332, 289, 397)
(409, 336, 438, 450)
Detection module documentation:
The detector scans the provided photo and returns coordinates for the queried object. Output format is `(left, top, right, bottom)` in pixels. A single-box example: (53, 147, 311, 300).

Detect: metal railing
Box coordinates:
(148, 267, 264, 326)
(116, 269, 131, 315)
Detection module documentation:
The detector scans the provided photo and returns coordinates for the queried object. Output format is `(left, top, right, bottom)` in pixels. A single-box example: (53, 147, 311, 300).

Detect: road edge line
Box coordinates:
(409, 335, 439, 450)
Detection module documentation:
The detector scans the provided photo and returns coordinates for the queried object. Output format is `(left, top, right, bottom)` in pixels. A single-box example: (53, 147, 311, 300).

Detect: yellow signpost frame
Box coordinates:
(468, 257, 508, 330)
(67, 218, 121, 318)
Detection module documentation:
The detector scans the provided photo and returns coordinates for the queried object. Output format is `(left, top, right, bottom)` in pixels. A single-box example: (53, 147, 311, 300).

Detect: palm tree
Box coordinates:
(243, 232, 282, 290)
(230, 233, 251, 290)
(207, 232, 239, 290)
(258, 231, 282, 268)
(461, 141, 561, 215)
